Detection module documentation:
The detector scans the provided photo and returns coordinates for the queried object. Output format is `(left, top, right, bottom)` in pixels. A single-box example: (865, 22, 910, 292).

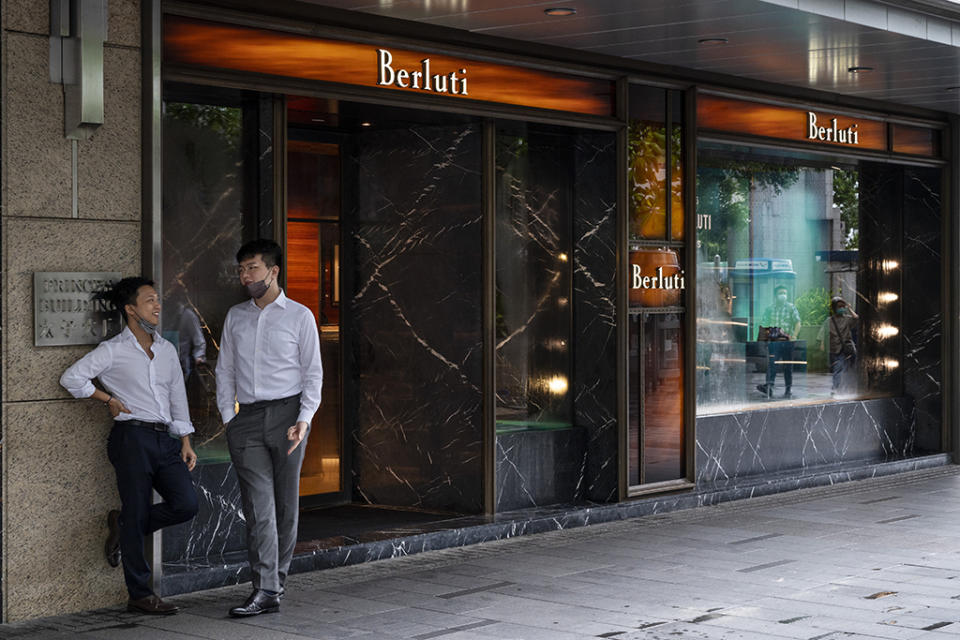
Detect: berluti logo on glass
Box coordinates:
(162, 15, 614, 116)
(629, 249, 684, 308)
(697, 94, 886, 151)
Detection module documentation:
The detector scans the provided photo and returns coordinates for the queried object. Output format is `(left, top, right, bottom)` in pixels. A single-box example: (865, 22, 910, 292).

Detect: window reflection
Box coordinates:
(695, 145, 904, 413)
(495, 125, 573, 430)
(161, 95, 259, 462)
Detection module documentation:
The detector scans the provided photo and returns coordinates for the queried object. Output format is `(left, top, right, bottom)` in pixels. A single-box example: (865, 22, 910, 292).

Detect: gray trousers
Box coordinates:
(226, 394, 307, 593)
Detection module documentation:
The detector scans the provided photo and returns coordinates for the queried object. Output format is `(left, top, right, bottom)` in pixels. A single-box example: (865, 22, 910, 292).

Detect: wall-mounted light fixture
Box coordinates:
(50, 0, 107, 140)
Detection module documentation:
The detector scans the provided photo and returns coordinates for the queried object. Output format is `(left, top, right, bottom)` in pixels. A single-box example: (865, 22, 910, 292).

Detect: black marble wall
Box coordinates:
(696, 397, 916, 486)
(572, 133, 619, 503)
(496, 428, 587, 512)
(163, 462, 245, 562)
(347, 124, 484, 513)
(902, 167, 943, 453)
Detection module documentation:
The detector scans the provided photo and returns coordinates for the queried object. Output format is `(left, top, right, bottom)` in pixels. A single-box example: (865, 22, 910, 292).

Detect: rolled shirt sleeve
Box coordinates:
(60, 342, 113, 399)
(296, 310, 324, 425)
(215, 310, 238, 424)
(166, 347, 195, 437)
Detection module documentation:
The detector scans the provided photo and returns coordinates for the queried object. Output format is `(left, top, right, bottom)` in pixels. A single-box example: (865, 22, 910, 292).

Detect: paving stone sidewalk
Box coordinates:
(4, 466, 960, 640)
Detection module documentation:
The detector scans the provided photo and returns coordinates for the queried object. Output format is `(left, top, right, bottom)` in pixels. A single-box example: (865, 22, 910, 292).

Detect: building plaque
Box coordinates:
(34, 272, 122, 347)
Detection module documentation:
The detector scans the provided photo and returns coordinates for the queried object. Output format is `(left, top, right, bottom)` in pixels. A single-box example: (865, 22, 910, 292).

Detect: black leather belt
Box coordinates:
(118, 419, 169, 433)
(239, 394, 300, 411)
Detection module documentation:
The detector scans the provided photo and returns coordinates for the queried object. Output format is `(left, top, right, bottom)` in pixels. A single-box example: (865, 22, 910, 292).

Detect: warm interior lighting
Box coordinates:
(883, 359, 900, 369)
(360, 121, 372, 127)
(881, 259, 900, 272)
(547, 376, 569, 394)
(878, 292, 899, 304)
(544, 7, 577, 16)
(558, 253, 568, 262)
(874, 325, 900, 339)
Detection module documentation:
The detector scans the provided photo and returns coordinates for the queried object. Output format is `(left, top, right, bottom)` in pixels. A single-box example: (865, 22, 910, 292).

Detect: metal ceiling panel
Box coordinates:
(299, 0, 960, 114)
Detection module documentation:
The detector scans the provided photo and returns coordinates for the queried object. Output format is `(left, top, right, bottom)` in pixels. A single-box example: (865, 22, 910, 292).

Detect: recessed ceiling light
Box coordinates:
(544, 7, 576, 16)
(698, 37, 729, 45)
(848, 66, 873, 73)
(361, 121, 372, 127)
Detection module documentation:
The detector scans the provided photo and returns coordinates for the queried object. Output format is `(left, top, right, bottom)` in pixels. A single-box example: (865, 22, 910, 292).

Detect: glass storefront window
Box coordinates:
(696, 143, 905, 414)
(495, 124, 574, 431)
(161, 88, 265, 463)
(629, 87, 684, 241)
(627, 84, 687, 487)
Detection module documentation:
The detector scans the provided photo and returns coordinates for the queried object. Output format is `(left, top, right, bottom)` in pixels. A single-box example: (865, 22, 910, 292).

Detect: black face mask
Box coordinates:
(245, 274, 273, 299)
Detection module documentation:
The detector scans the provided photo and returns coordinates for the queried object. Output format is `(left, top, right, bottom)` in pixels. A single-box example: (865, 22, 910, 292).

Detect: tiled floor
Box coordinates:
(4, 465, 960, 639)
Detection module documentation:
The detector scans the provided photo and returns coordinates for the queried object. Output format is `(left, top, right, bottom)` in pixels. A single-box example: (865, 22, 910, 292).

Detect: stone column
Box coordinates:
(2, 0, 143, 621)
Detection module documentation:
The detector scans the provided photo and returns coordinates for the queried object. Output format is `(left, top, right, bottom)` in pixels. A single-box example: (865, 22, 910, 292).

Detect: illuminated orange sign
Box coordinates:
(163, 15, 615, 117)
(697, 94, 887, 151)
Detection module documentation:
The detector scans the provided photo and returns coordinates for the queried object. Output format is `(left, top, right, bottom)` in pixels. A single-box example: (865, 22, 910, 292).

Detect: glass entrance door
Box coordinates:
(285, 135, 345, 500)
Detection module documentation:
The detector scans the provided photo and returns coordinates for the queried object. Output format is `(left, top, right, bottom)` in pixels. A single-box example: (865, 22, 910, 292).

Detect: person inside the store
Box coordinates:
(757, 284, 802, 399)
(60, 277, 199, 616)
(216, 239, 324, 618)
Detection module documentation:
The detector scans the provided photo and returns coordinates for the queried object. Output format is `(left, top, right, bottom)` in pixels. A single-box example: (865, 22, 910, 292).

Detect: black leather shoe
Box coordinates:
(105, 510, 121, 568)
(229, 590, 280, 617)
(128, 595, 179, 615)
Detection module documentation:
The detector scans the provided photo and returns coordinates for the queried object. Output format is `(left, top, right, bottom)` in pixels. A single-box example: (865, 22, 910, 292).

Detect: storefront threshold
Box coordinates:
(159, 452, 952, 597)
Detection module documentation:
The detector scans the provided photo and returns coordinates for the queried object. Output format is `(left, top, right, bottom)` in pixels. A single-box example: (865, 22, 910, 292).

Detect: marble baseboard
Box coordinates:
(159, 452, 952, 596)
(696, 397, 916, 483)
(495, 427, 586, 511)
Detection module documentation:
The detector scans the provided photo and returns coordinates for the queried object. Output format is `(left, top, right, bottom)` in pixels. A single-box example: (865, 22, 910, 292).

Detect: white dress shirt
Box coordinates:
(60, 327, 195, 437)
(215, 290, 323, 425)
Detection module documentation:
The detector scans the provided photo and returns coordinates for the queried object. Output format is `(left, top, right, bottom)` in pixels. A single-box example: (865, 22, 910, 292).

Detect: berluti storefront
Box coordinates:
(147, 2, 951, 596)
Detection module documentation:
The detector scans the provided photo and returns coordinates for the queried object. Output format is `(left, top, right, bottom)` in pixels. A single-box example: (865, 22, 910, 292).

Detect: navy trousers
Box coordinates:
(107, 423, 198, 600)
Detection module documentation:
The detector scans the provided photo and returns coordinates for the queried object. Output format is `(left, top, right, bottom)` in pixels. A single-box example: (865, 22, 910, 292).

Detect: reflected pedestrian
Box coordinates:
(756, 284, 801, 399)
(819, 296, 858, 397)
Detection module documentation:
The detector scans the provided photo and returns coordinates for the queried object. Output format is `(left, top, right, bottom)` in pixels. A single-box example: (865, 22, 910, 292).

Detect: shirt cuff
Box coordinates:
(67, 382, 97, 399)
(169, 420, 195, 437)
(219, 405, 237, 424)
(296, 408, 316, 425)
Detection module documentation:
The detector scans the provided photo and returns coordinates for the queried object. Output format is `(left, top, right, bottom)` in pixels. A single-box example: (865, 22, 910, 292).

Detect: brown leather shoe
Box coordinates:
(105, 510, 121, 568)
(127, 595, 179, 615)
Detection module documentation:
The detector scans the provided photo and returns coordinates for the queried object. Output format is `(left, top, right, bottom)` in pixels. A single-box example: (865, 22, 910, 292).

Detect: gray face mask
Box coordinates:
(133, 311, 158, 335)
(245, 275, 272, 299)
(777, 293, 788, 303)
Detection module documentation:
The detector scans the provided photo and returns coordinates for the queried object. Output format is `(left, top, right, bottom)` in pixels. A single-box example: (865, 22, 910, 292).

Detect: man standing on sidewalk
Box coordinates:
(216, 239, 323, 617)
(60, 277, 199, 615)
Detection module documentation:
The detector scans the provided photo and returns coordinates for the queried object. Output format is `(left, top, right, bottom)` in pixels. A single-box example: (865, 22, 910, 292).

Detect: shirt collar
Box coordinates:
(120, 325, 158, 344)
(248, 289, 288, 310)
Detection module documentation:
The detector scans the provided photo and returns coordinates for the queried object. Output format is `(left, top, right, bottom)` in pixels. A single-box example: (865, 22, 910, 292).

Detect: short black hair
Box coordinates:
(95, 276, 155, 323)
(237, 239, 282, 272)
